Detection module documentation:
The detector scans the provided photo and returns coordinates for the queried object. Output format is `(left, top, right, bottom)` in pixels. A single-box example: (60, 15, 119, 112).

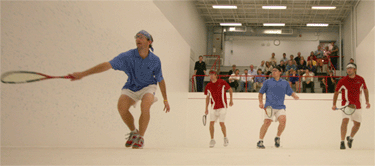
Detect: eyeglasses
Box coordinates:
(134, 35, 146, 39)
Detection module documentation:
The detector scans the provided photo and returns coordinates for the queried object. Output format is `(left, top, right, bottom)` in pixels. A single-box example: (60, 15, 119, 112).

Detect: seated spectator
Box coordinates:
(285, 60, 297, 78)
(264, 61, 273, 76)
(307, 55, 317, 66)
(253, 69, 266, 92)
(248, 64, 257, 76)
(288, 69, 300, 93)
(277, 60, 287, 80)
(289, 54, 297, 65)
(269, 53, 277, 67)
(307, 61, 317, 75)
(239, 69, 253, 92)
(308, 51, 317, 62)
(294, 52, 302, 66)
(322, 70, 336, 93)
(281, 53, 288, 62)
(302, 69, 315, 93)
(229, 69, 240, 91)
(297, 59, 307, 76)
(349, 58, 354, 63)
(228, 64, 237, 76)
(258, 60, 266, 73)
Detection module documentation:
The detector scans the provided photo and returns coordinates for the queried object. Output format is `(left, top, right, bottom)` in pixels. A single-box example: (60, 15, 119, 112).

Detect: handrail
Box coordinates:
(191, 74, 344, 92)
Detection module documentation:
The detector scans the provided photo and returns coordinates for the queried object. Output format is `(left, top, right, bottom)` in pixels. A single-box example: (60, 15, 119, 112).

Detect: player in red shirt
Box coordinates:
(204, 70, 233, 148)
(332, 63, 370, 149)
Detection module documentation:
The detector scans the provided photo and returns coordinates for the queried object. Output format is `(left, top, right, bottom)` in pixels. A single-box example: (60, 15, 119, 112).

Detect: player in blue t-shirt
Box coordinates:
(257, 66, 299, 149)
(69, 30, 170, 149)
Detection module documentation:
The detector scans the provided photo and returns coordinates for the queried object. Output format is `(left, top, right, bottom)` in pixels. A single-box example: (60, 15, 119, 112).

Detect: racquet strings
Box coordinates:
(1, 72, 46, 83)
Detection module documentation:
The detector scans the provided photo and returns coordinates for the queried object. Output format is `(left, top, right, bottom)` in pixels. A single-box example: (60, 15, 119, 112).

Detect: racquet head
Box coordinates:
(343, 104, 356, 115)
(202, 115, 207, 126)
(1, 71, 73, 84)
(265, 106, 273, 118)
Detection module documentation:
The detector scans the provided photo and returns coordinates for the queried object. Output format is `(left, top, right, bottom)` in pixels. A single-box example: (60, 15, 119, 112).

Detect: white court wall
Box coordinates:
(1, 1, 191, 147)
(223, 32, 338, 67)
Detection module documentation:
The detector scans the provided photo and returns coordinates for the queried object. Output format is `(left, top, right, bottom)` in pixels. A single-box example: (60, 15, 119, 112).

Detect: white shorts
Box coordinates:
(342, 109, 362, 123)
(121, 84, 157, 108)
(264, 109, 286, 122)
(210, 108, 227, 122)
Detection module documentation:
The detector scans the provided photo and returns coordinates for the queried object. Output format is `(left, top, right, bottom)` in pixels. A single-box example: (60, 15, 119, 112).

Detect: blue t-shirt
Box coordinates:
(109, 49, 163, 92)
(259, 78, 294, 110)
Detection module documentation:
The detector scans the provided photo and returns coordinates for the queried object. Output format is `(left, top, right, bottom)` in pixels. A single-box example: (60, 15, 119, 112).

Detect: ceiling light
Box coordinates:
(212, 5, 237, 9)
(229, 27, 236, 31)
(264, 29, 282, 34)
(311, 6, 336, 10)
(263, 23, 285, 26)
(220, 23, 242, 26)
(262, 6, 287, 9)
(306, 23, 329, 27)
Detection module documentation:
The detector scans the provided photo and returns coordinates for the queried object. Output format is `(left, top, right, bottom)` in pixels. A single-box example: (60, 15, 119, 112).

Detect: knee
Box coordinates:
(264, 120, 272, 127)
(341, 119, 349, 126)
(354, 121, 361, 127)
(210, 121, 215, 127)
(219, 122, 225, 127)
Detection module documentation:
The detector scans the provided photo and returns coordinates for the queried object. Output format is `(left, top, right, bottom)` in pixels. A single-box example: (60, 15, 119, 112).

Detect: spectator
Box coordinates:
(294, 52, 302, 66)
(300, 56, 307, 65)
(285, 60, 297, 78)
(288, 69, 300, 93)
(297, 59, 307, 76)
(258, 60, 266, 73)
(349, 58, 354, 64)
(308, 51, 317, 62)
(228, 64, 237, 76)
(277, 60, 286, 74)
(269, 53, 277, 66)
(229, 69, 240, 91)
(307, 60, 317, 75)
(264, 61, 273, 76)
(253, 69, 266, 92)
(194, 55, 206, 92)
(315, 45, 324, 58)
(248, 64, 257, 76)
(281, 53, 288, 62)
(330, 41, 339, 69)
(239, 69, 253, 92)
(302, 68, 315, 93)
(307, 53, 317, 66)
(322, 70, 336, 93)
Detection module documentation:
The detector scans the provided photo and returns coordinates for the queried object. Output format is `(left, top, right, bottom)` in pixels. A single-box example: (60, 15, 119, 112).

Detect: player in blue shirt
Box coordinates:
(69, 30, 170, 149)
(257, 66, 299, 149)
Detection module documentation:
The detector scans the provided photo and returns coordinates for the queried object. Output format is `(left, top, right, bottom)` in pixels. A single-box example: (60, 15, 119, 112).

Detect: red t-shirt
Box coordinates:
(204, 79, 231, 109)
(335, 75, 367, 109)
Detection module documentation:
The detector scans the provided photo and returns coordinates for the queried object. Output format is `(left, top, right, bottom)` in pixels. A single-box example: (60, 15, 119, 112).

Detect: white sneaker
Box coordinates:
(224, 137, 229, 147)
(209, 139, 216, 148)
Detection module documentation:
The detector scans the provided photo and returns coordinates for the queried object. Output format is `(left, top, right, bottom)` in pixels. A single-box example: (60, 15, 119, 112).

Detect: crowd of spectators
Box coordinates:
(194, 42, 344, 93)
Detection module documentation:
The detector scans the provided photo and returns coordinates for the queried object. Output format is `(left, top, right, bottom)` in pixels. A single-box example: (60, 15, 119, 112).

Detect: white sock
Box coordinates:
(349, 136, 353, 139)
(276, 136, 280, 139)
(259, 139, 263, 142)
(132, 129, 138, 133)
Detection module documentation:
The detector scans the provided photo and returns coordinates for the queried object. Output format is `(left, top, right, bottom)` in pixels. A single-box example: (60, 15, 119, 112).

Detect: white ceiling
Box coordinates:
(195, 0, 358, 28)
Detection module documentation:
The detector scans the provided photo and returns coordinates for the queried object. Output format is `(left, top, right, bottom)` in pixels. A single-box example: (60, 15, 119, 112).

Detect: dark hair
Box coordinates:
(274, 66, 282, 72)
(147, 35, 153, 48)
(199, 55, 203, 58)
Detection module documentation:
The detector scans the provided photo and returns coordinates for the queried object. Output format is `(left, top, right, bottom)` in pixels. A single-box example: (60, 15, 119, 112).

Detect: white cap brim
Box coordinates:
(346, 64, 356, 69)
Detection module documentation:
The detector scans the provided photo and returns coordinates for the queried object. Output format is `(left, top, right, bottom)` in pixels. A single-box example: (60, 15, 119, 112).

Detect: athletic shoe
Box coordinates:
(132, 136, 144, 149)
(340, 141, 346, 150)
(125, 129, 139, 147)
(346, 136, 353, 148)
(224, 137, 229, 147)
(209, 140, 216, 148)
(257, 141, 265, 149)
(274, 137, 280, 148)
